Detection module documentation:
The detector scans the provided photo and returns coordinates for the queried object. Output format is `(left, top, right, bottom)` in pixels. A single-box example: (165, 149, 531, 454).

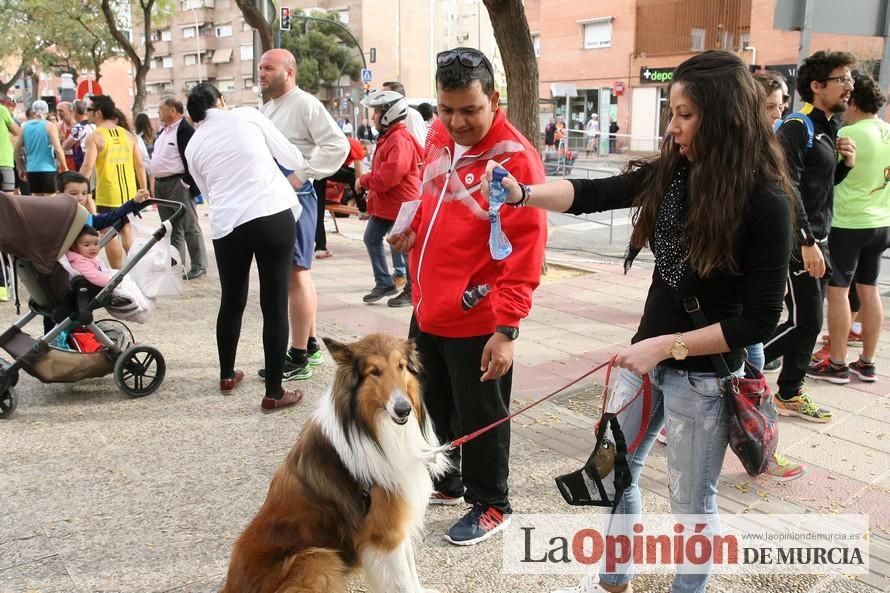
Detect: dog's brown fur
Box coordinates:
(220, 333, 443, 593)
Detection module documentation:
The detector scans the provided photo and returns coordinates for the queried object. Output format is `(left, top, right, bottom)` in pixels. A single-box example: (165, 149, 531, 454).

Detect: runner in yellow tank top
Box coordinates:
(94, 126, 138, 208)
(79, 95, 147, 269)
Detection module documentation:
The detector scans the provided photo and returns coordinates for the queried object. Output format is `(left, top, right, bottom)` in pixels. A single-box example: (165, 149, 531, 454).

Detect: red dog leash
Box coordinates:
(445, 355, 653, 452)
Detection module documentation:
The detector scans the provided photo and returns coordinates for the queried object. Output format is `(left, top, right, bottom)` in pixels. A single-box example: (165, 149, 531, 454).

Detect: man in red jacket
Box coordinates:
(356, 90, 422, 307)
(389, 47, 547, 545)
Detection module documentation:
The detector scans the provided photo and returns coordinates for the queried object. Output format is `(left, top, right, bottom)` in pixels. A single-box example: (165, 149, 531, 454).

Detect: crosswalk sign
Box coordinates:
(361, 68, 372, 83)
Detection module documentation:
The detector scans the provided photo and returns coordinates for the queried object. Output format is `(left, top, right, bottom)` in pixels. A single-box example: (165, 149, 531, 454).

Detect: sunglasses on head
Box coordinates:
(436, 48, 494, 81)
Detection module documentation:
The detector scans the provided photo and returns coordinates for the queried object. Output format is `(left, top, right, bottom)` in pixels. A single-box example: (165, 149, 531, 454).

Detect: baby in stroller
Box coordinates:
(62, 224, 152, 324)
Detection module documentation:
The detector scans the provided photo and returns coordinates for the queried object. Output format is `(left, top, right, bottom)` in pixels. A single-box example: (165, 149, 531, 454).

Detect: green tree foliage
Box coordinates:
(280, 10, 362, 94)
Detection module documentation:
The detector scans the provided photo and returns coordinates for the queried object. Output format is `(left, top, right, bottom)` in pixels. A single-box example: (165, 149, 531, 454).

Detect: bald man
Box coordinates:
(257, 48, 349, 382)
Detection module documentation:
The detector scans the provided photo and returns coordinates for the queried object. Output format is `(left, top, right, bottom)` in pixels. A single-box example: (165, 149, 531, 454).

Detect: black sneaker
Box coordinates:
(806, 357, 850, 385)
(444, 503, 511, 546)
(387, 289, 412, 308)
(763, 358, 782, 374)
(257, 359, 313, 381)
(849, 358, 877, 382)
(363, 285, 398, 303)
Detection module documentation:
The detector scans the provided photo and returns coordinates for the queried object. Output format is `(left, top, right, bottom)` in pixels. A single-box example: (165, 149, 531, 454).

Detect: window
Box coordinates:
(531, 33, 541, 58)
(218, 79, 236, 93)
(740, 32, 751, 51)
(151, 29, 171, 42)
(579, 17, 612, 49)
(163, 56, 173, 68)
(335, 9, 349, 24)
(184, 80, 199, 91)
(243, 77, 255, 89)
(182, 25, 197, 39)
(240, 44, 254, 60)
(180, 0, 214, 9)
(690, 27, 706, 51)
(184, 52, 207, 66)
(718, 31, 734, 50)
(215, 23, 232, 37)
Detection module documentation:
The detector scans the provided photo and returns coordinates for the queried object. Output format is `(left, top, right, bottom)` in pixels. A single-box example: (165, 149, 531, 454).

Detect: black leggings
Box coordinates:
(314, 166, 358, 252)
(212, 209, 295, 398)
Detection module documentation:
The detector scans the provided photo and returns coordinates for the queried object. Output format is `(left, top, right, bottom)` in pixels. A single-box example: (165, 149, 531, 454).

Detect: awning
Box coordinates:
(212, 48, 233, 64)
(577, 16, 613, 25)
(551, 83, 578, 98)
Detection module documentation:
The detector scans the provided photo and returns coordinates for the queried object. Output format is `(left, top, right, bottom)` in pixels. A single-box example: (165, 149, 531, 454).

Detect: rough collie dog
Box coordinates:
(220, 333, 449, 593)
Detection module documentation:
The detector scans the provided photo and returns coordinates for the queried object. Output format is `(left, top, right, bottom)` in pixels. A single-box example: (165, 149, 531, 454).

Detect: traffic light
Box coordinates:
(280, 7, 291, 31)
(369, 47, 376, 64)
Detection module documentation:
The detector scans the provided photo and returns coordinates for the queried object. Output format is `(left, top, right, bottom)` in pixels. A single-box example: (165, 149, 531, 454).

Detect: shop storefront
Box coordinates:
(630, 65, 675, 152)
(546, 84, 618, 152)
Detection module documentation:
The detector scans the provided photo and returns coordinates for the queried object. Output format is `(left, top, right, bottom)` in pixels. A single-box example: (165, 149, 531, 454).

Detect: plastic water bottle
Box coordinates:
(461, 284, 491, 310)
(488, 167, 513, 261)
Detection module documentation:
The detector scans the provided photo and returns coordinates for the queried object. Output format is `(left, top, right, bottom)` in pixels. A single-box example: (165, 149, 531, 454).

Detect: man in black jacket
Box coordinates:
(150, 96, 207, 280)
(763, 51, 857, 422)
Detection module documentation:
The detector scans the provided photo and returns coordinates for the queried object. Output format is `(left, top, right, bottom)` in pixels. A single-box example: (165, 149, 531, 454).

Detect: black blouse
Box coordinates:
(567, 166, 792, 373)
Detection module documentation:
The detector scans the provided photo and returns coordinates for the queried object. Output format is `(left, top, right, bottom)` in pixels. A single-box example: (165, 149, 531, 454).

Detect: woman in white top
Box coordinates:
(184, 82, 305, 412)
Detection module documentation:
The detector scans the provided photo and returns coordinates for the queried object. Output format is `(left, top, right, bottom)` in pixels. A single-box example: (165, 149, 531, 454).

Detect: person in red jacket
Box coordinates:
(356, 90, 422, 307)
(389, 47, 547, 545)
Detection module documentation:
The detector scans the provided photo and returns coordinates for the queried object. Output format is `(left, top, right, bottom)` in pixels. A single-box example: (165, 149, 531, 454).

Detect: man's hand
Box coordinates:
(134, 189, 151, 203)
(387, 229, 416, 253)
(480, 332, 514, 381)
(614, 334, 672, 376)
(801, 244, 826, 278)
(836, 136, 856, 168)
(354, 178, 363, 194)
(286, 172, 305, 190)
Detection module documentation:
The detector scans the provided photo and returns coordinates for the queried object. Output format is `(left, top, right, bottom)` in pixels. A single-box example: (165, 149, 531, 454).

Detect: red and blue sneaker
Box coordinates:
(444, 503, 511, 546)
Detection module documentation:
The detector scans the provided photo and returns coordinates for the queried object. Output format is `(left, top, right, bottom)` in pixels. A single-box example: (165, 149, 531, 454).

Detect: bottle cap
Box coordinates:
(492, 167, 508, 182)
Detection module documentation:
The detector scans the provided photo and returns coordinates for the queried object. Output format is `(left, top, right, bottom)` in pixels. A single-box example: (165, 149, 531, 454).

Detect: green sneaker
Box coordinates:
(763, 452, 807, 482)
(306, 350, 324, 367)
(775, 387, 832, 423)
(257, 359, 313, 382)
(0, 286, 7, 302)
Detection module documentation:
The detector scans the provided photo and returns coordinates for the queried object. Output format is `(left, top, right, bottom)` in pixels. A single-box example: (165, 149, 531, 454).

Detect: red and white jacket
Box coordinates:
(409, 110, 547, 338)
(358, 122, 422, 221)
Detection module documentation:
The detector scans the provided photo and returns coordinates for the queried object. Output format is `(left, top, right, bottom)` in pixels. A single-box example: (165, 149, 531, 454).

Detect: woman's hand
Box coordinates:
(134, 189, 151, 203)
(801, 244, 826, 278)
(614, 335, 672, 375)
(482, 161, 524, 205)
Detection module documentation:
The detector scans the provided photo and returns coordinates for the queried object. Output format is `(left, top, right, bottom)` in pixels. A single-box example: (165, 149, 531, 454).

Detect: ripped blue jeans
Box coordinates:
(599, 365, 733, 593)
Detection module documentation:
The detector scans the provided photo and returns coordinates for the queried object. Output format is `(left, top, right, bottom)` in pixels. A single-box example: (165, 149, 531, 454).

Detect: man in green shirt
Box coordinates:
(0, 96, 21, 302)
(810, 74, 890, 383)
(0, 97, 21, 192)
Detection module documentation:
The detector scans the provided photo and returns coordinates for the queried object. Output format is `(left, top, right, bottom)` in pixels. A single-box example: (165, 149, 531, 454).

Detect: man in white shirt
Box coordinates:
(257, 48, 349, 382)
(151, 96, 208, 279)
(382, 81, 427, 148)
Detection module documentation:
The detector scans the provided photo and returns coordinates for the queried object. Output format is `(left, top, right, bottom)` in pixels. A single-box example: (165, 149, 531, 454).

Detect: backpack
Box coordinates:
(774, 111, 815, 151)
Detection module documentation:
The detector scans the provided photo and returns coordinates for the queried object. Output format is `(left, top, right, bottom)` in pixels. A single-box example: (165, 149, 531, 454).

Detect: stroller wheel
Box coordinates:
(0, 386, 17, 419)
(114, 346, 166, 398)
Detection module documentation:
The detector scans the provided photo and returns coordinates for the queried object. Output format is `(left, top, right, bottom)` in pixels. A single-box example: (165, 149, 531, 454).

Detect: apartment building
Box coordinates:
(526, 0, 884, 152)
(140, 0, 260, 116)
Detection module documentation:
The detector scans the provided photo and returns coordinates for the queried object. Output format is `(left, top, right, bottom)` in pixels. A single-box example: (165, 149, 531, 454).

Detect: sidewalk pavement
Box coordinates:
(1, 208, 888, 593)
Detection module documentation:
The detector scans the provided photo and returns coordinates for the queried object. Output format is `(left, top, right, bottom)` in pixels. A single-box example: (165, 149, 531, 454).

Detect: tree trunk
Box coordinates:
(235, 0, 274, 54)
(482, 0, 540, 149)
(0, 62, 27, 96)
(100, 0, 154, 117)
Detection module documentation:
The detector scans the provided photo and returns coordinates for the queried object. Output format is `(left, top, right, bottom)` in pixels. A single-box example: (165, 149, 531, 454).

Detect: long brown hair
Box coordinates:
(629, 51, 795, 277)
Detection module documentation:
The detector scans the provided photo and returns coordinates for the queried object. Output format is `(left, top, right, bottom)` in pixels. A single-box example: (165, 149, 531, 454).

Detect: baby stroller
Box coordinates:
(0, 192, 184, 418)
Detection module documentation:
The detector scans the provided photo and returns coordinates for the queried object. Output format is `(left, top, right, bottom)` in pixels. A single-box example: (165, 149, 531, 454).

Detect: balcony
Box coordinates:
(635, 0, 752, 56)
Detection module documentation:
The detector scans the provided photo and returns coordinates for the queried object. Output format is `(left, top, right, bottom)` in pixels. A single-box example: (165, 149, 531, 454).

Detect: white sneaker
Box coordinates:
(550, 576, 632, 593)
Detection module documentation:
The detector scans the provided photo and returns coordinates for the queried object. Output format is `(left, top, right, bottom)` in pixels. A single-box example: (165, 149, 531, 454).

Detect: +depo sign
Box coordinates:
(640, 66, 675, 84)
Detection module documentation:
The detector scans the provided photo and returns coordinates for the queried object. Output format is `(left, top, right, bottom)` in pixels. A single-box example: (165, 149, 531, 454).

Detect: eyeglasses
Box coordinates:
(824, 76, 854, 86)
(436, 48, 494, 81)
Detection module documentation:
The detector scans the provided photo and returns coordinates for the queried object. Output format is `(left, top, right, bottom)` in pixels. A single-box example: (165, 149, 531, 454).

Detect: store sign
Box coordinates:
(613, 81, 625, 95)
(640, 66, 675, 84)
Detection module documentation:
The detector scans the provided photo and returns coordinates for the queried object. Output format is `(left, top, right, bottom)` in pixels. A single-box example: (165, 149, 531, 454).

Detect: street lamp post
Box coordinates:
(190, 7, 202, 83)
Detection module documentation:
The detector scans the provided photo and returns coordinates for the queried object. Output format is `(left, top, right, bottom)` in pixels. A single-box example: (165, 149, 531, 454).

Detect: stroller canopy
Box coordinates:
(0, 192, 89, 275)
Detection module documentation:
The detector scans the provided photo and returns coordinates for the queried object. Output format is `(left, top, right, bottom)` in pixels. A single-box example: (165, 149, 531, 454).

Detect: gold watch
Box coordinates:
(670, 333, 688, 360)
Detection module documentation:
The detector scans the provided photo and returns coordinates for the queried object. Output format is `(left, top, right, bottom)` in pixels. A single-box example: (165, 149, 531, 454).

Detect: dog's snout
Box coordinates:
(393, 398, 412, 420)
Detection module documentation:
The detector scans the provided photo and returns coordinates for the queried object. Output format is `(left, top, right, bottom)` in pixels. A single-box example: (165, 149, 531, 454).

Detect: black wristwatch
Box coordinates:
(495, 325, 519, 340)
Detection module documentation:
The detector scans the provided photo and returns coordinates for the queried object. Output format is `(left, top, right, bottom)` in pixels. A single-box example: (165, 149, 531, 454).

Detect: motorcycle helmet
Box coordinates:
(361, 90, 408, 132)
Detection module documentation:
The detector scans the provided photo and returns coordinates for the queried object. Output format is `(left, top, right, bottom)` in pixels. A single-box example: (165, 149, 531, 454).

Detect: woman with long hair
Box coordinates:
(184, 82, 305, 412)
(484, 51, 795, 593)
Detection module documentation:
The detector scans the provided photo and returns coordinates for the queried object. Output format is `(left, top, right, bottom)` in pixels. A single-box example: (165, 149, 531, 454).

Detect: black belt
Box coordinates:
(155, 174, 184, 182)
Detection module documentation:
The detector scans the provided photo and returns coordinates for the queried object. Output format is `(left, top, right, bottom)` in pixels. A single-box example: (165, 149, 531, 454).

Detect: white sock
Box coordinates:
(852, 321, 862, 334)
